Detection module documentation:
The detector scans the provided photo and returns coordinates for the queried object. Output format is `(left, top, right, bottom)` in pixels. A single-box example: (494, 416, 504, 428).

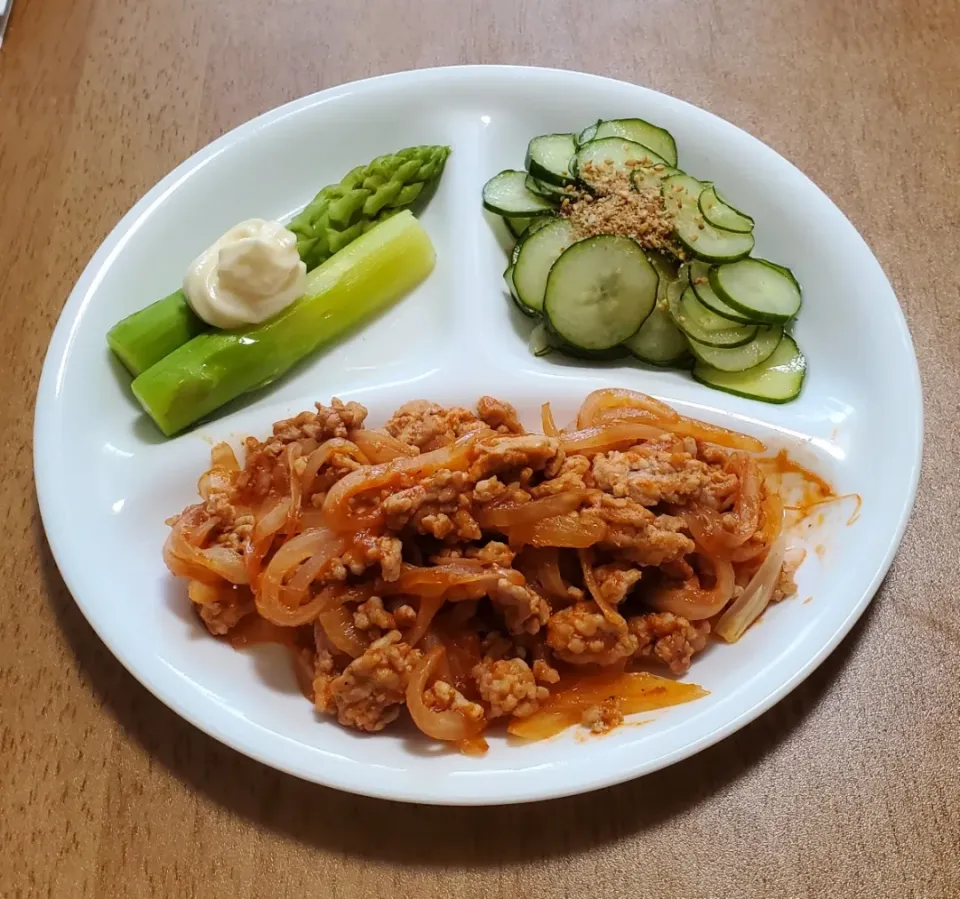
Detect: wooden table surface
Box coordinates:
(2, 0, 958, 896)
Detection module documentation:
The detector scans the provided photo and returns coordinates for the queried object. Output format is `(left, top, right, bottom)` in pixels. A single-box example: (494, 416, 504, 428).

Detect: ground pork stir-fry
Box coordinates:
(164, 389, 806, 750)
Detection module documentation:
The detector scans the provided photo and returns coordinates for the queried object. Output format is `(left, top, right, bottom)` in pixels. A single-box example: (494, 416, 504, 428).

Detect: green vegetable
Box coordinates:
(288, 145, 450, 270)
(131, 211, 435, 437)
(107, 145, 449, 376)
(106, 290, 207, 376)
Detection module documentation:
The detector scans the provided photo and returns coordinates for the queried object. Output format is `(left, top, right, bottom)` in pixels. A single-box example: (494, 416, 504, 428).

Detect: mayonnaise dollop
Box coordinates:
(183, 219, 307, 329)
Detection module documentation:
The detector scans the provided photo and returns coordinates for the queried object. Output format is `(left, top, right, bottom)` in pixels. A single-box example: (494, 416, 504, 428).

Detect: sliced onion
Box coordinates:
(560, 423, 665, 455)
(404, 595, 446, 646)
(285, 443, 303, 535)
(507, 513, 607, 549)
(577, 388, 679, 428)
(252, 495, 291, 543)
(648, 555, 736, 620)
(317, 603, 368, 658)
(210, 442, 240, 471)
(322, 431, 481, 531)
(300, 438, 369, 491)
(257, 528, 348, 626)
(730, 492, 784, 562)
(579, 548, 626, 626)
(479, 490, 591, 529)
(350, 428, 418, 463)
(164, 510, 249, 585)
(406, 647, 485, 742)
(715, 528, 787, 643)
(388, 562, 523, 599)
(541, 402, 559, 437)
(535, 548, 568, 599)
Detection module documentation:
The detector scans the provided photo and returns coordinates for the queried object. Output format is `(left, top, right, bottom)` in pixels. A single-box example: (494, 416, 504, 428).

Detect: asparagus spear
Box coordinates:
(106, 290, 206, 375)
(131, 211, 435, 437)
(287, 145, 450, 270)
(107, 145, 450, 377)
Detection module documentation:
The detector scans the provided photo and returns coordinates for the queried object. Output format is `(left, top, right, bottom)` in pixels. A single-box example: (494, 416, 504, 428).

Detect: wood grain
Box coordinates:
(2, 0, 958, 896)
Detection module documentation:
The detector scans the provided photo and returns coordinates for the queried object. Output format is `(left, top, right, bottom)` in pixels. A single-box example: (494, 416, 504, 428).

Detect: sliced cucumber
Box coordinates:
(698, 185, 754, 233)
(513, 219, 576, 314)
(573, 138, 668, 191)
(524, 173, 568, 202)
(577, 121, 601, 146)
(687, 326, 783, 372)
(504, 264, 536, 318)
(661, 175, 755, 262)
(623, 295, 690, 366)
(630, 164, 682, 192)
(693, 335, 806, 403)
(661, 173, 706, 215)
(509, 215, 556, 243)
(590, 118, 678, 167)
(553, 334, 630, 361)
(529, 322, 554, 356)
(709, 258, 802, 323)
(674, 287, 758, 348)
(504, 216, 533, 239)
(647, 250, 681, 287)
(511, 239, 523, 264)
(525, 133, 578, 186)
(483, 170, 556, 217)
(688, 260, 754, 324)
(544, 235, 658, 351)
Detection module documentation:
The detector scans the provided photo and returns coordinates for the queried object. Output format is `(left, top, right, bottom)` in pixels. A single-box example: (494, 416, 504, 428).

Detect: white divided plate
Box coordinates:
(34, 66, 922, 806)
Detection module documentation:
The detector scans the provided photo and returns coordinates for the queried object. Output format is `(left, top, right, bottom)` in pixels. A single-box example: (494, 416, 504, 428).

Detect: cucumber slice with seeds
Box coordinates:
(573, 138, 668, 191)
(688, 260, 754, 324)
(674, 286, 758, 348)
(544, 235, 658, 351)
(483, 170, 556, 217)
(687, 326, 783, 372)
(698, 185, 754, 233)
(693, 334, 806, 403)
(709, 258, 802, 323)
(513, 219, 576, 314)
(590, 118, 678, 167)
(525, 133, 578, 186)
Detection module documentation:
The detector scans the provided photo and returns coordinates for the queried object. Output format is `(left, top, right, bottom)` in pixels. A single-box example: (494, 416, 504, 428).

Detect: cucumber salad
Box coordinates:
(482, 118, 806, 403)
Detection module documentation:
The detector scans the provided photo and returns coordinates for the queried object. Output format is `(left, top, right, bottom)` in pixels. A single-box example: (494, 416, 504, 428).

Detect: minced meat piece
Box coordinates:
(591, 445, 728, 507)
(772, 554, 801, 603)
(473, 658, 548, 718)
(491, 577, 551, 635)
(476, 396, 525, 434)
(353, 596, 395, 632)
(273, 398, 368, 443)
(589, 495, 695, 566)
(384, 400, 483, 450)
(629, 612, 710, 675)
(592, 561, 643, 605)
(546, 602, 638, 666)
(328, 631, 422, 732)
(424, 679, 485, 723)
(467, 540, 515, 567)
(581, 698, 624, 734)
(196, 591, 254, 636)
